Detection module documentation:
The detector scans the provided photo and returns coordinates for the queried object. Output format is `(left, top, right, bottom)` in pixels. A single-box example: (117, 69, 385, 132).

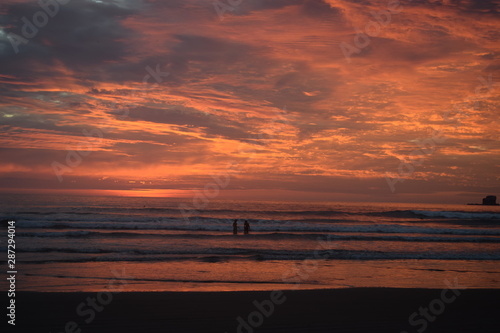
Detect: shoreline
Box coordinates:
(13, 287, 500, 332)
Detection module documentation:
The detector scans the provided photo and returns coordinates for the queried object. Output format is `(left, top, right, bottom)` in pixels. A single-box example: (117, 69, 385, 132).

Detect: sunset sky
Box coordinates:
(0, 0, 498, 203)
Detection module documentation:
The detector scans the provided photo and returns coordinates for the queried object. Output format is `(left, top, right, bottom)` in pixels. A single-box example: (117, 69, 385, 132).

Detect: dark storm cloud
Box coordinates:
(0, 143, 199, 174)
(0, 173, 142, 190)
(165, 33, 277, 81)
(125, 105, 252, 140)
(172, 34, 256, 63)
(110, 140, 221, 165)
(446, 0, 499, 12)
(0, 110, 76, 134)
(97, 32, 273, 85)
(213, 0, 302, 17)
(300, 0, 343, 18)
(1, 146, 68, 167)
(107, 129, 201, 147)
(0, 0, 136, 80)
(214, 0, 341, 18)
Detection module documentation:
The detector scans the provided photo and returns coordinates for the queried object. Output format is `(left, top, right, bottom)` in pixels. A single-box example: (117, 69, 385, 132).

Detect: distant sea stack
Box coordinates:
(468, 195, 499, 206)
(482, 195, 498, 206)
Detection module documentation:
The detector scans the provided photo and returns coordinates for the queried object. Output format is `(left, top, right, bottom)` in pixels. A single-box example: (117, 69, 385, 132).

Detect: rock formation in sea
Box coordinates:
(482, 195, 498, 205)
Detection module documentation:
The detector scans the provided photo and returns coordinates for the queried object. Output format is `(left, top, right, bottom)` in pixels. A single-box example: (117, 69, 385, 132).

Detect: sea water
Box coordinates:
(1, 194, 499, 291)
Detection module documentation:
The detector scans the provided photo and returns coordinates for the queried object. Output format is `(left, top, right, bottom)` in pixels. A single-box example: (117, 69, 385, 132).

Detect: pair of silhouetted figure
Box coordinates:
(233, 219, 250, 235)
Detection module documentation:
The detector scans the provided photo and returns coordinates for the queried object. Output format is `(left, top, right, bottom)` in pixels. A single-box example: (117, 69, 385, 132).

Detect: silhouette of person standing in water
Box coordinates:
(233, 219, 238, 235)
(244, 220, 250, 235)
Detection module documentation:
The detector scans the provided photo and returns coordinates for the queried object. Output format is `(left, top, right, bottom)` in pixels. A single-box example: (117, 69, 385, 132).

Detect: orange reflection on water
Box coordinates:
(17, 259, 500, 292)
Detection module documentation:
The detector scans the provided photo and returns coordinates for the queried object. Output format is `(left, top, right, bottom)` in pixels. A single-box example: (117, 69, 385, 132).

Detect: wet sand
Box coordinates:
(13, 288, 500, 332)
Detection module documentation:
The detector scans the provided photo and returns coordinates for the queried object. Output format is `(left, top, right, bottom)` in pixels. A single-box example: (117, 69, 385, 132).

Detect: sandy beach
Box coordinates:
(13, 288, 500, 332)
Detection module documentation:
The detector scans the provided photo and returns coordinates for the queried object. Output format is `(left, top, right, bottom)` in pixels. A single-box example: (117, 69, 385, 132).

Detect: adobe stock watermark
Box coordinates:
(228, 235, 335, 333)
(280, 234, 335, 288)
(385, 129, 447, 193)
(213, 0, 243, 21)
(400, 277, 467, 333)
(340, 0, 404, 63)
(7, 0, 71, 54)
(49, 267, 134, 333)
(442, 74, 497, 128)
(179, 107, 291, 224)
(51, 63, 170, 182)
(385, 73, 497, 192)
(178, 163, 239, 223)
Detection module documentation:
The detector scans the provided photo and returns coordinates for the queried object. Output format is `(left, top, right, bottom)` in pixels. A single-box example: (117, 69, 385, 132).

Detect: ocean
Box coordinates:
(1, 194, 500, 292)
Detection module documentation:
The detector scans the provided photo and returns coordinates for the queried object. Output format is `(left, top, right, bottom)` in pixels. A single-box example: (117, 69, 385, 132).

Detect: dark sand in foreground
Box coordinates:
(13, 288, 499, 332)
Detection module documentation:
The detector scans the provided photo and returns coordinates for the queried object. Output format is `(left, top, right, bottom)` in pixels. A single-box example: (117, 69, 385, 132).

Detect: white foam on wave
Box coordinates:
(13, 218, 500, 236)
(19, 248, 500, 262)
(412, 210, 500, 219)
